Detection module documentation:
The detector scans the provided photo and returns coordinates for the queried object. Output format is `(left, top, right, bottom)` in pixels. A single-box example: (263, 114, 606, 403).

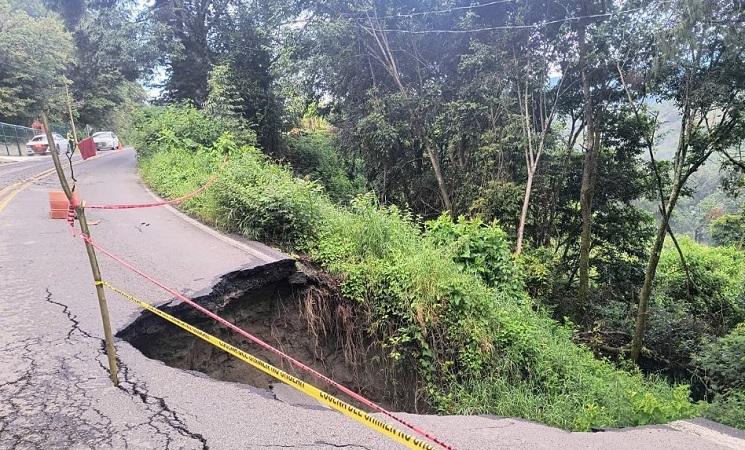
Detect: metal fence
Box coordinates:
(0, 122, 70, 157)
(0, 122, 37, 156)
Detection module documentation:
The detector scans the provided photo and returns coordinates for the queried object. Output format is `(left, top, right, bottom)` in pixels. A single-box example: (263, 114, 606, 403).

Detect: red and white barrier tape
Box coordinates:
(81, 234, 454, 450)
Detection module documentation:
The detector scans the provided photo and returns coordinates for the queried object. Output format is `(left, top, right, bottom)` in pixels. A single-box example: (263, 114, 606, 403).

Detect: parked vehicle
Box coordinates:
(92, 131, 119, 151)
(25, 133, 69, 155)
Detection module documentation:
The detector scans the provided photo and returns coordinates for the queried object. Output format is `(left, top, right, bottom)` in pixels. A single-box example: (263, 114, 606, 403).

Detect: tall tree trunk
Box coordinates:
(630, 183, 683, 362)
(425, 145, 452, 214)
(577, 23, 597, 315)
(515, 168, 535, 254)
(364, 16, 453, 215)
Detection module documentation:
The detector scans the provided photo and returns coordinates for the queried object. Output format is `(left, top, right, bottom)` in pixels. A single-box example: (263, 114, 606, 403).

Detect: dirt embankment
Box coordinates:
(117, 260, 420, 412)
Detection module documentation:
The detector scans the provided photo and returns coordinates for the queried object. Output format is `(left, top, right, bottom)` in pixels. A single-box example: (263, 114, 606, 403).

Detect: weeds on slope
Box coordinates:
(134, 105, 698, 430)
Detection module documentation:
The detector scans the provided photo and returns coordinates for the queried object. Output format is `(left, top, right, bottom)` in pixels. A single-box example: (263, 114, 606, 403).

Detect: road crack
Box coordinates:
(33, 288, 207, 448)
(44, 288, 94, 340)
(116, 355, 209, 449)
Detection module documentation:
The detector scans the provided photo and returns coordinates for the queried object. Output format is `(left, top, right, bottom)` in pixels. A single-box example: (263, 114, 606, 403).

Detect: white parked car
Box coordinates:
(25, 133, 70, 155)
(92, 131, 119, 151)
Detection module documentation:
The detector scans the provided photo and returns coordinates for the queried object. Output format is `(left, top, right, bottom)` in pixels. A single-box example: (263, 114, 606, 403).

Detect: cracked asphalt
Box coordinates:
(1, 149, 744, 449)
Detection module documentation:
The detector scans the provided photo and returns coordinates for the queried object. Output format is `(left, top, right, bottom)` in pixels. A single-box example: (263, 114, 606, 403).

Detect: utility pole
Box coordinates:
(42, 112, 119, 385)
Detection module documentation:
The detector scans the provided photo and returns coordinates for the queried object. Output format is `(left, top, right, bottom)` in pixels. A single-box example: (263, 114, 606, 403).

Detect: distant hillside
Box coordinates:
(648, 99, 681, 160)
(640, 100, 741, 241)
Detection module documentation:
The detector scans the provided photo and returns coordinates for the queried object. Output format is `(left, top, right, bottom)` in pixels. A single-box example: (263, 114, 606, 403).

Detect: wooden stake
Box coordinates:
(42, 112, 119, 386)
(64, 84, 79, 147)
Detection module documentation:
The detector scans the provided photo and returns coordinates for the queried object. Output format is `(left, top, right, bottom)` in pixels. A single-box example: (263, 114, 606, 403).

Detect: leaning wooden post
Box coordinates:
(42, 112, 119, 386)
(64, 84, 79, 148)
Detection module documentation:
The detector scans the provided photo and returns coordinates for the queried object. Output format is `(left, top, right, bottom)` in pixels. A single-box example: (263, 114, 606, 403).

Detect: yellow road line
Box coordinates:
(0, 153, 108, 215)
(0, 182, 22, 201)
(0, 167, 56, 214)
(0, 186, 25, 213)
(102, 280, 439, 450)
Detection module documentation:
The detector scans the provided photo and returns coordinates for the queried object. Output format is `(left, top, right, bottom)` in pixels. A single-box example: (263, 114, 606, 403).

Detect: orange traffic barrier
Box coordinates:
(49, 190, 78, 219)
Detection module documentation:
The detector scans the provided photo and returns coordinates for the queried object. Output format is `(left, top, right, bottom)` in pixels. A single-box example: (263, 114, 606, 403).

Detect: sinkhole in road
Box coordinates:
(117, 260, 418, 412)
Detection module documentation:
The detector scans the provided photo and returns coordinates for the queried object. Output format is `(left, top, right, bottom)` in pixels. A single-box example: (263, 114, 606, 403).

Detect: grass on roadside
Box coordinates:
(134, 106, 699, 431)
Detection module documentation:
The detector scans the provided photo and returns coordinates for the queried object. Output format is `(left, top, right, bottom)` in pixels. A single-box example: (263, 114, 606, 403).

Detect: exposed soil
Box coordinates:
(117, 260, 418, 412)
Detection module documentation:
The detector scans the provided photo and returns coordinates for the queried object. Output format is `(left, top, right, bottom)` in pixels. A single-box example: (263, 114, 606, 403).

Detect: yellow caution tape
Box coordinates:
(101, 281, 436, 450)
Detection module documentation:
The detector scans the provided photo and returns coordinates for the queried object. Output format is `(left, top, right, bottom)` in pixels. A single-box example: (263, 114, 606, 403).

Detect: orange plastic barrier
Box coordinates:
(49, 191, 78, 219)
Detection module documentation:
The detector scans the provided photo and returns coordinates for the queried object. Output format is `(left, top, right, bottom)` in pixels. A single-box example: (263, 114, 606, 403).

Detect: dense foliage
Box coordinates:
(695, 324, 745, 429)
(0, 0, 73, 123)
(638, 240, 744, 380)
(134, 106, 698, 430)
(0, 0, 151, 129)
(711, 214, 745, 249)
(282, 121, 365, 203)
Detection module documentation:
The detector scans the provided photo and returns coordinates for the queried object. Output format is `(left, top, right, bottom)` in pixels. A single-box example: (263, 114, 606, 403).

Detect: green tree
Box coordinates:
(222, 8, 283, 152)
(625, 0, 745, 362)
(40, 0, 155, 128)
(204, 64, 244, 119)
(711, 214, 745, 249)
(151, 0, 234, 104)
(0, 0, 73, 123)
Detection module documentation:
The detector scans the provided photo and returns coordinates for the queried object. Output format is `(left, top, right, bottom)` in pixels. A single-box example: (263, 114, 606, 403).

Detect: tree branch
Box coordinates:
(722, 149, 745, 171)
(665, 222, 693, 295)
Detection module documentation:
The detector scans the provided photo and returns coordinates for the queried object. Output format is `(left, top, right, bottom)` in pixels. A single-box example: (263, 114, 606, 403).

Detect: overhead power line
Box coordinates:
(368, 0, 516, 20)
(357, 2, 665, 34)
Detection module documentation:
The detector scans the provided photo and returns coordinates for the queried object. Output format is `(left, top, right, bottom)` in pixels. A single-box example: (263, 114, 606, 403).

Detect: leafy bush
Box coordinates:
(694, 323, 745, 395)
(425, 214, 520, 292)
(695, 324, 745, 430)
(704, 389, 745, 430)
(134, 106, 698, 431)
(468, 180, 523, 236)
(213, 148, 327, 246)
(283, 129, 365, 203)
(647, 238, 745, 367)
(130, 105, 256, 158)
(711, 213, 745, 249)
(138, 116, 326, 247)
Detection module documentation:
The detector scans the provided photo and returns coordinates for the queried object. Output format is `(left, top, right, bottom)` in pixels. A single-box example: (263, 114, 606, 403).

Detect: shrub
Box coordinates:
(131, 105, 256, 158)
(141, 138, 327, 248)
(425, 214, 520, 292)
(213, 148, 328, 247)
(645, 238, 745, 368)
(694, 323, 745, 396)
(468, 180, 523, 236)
(696, 325, 745, 430)
(704, 389, 745, 430)
(283, 129, 365, 203)
(711, 213, 745, 249)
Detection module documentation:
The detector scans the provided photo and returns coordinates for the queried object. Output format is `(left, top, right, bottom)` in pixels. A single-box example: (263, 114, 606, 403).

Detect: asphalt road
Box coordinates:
(0, 154, 82, 189)
(0, 149, 743, 449)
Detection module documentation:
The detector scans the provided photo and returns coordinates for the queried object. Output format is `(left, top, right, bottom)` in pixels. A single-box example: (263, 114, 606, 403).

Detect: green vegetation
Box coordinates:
(711, 214, 745, 249)
(705, 391, 745, 430)
(695, 324, 745, 396)
(283, 128, 365, 203)
(618, 239, 744, 378)
(695, 324, 745, 429)
(0, 0, 73, 122)
(0, 0, 150, 128)
(134, 106, 698, 431)
(7, 0, 745, 434)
